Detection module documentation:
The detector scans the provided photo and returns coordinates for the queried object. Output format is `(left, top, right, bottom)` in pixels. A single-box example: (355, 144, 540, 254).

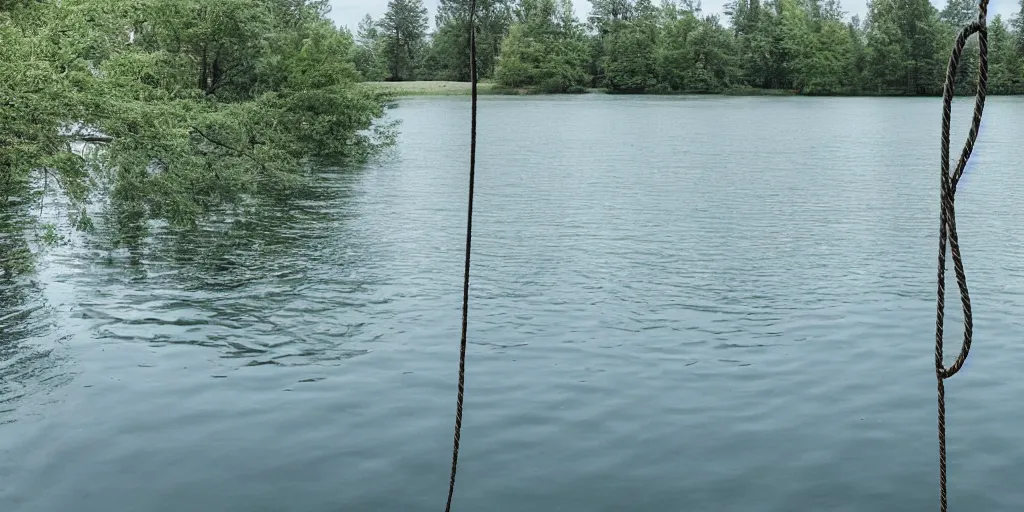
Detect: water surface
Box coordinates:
(3, 95, 1024, 511)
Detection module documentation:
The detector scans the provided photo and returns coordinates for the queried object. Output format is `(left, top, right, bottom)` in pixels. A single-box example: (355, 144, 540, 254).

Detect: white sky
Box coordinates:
(329, 0, 1021, 31)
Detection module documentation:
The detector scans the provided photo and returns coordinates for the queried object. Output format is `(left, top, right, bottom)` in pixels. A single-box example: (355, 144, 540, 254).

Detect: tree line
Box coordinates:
(354, 0, 1024, 95)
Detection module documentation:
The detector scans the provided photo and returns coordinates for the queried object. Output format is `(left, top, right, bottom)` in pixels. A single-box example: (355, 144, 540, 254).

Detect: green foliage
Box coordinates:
(680, 14, 741, 92)
(656, 3, 701, 91)
(133, 0, 270, 99)
(591, 0, 660, 92)
(988, 15, 1024, 93)
(799, 18, 855, 94)
(378, 0, 429, 81)
(1, 0, 392, 234)
(1, 1, 98, 208)
(353, 14, 389, 81)
(420, 22, 474, 80)
(359, 0, 514, 81)
(381, 0, 1024, 96)
(863, 0, 945, 95)
(940, 0, 978, 27)
(438, 0, 515, 79)
(602, 18, 659, 92)
(495, 0, 590, 92)
(1014, 0, 1024, 54)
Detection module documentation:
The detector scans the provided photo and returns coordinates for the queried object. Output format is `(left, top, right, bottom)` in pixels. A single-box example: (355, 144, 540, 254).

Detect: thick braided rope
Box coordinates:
(444, 1, 478, 511)
(937, 1, 988, 510)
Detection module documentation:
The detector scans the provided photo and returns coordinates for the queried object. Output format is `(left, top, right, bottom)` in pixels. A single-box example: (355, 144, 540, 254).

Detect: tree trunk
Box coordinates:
(199, 45, 209, 92)
(395, 29, 402, 80)
(210, 53, 222, 95)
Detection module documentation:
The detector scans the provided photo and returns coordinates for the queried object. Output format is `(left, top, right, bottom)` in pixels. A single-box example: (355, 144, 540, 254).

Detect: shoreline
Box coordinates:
(361, 81, 1019, 98)
(360, 81, 506, 96)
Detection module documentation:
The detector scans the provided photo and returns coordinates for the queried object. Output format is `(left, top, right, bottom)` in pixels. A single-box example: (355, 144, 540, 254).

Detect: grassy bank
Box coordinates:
(359, 81, 999, 98)
(361, 81, 604, 96)
(361, 81, 504, 96)
(359, 81, 805, 97)
(360, 80, 774, 96)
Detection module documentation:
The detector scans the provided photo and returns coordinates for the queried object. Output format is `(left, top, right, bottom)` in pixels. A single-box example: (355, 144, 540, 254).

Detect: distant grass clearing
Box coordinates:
(361, 81, 500, 96)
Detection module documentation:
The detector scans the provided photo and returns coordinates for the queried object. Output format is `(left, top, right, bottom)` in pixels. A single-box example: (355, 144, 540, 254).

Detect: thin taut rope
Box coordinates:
(444, 1, 478, 511)
(936, 0, 988, 510)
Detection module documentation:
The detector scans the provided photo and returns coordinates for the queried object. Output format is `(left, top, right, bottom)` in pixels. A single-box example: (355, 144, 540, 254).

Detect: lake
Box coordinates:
(3, 95, 1024, 511)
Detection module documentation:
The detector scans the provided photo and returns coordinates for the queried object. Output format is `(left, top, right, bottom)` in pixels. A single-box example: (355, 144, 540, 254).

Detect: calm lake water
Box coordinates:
(3, 95, 1024, 511)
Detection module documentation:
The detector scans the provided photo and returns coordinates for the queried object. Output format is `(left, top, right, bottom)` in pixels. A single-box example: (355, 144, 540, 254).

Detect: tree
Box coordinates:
(683, 14, 741, 92)
(129, 0, 275, 99)
(431, 0, 514, 80)
(799, 18, 855, 94)
(773, 0, 855, 94)
(588, 0, 660, 92)
(988, 15, 1022, 93)
(846, 16, 868, 93)
(657, 0, 702, 91)
(1, 0, 102, 217)
(495, 0, 590, 92)
(939, 0, 977, 27)
(379, 0, 429, 81)
(864, 0, 944, 95)
(654, 1, 739, 93)
(776, 0, 813, 90)
(353, 14, 388, 81)
(1, 0, 393, 234)
(1011, 0, 1024, 64)
(937, 0, 982, 95)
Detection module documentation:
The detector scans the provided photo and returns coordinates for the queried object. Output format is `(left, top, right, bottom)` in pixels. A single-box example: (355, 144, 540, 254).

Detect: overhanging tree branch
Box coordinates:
(190, 126, 267, 172)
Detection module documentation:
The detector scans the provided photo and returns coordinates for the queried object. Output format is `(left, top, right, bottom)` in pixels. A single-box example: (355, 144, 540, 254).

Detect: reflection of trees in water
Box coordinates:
(168, 185, 346, 285)
(91, 169, 362, 279)
(0, 204, 36, 280)
(1, 169, 376, 422)
(79, 170, 382, 368)
(0, 207, 70, 425)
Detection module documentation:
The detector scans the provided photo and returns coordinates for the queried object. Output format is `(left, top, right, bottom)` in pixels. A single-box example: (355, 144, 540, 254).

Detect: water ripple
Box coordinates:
(4, 96, 1024, 511)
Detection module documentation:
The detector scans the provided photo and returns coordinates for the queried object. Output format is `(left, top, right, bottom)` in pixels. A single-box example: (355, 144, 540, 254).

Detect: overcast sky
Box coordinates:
(329, 0, 1020, 31)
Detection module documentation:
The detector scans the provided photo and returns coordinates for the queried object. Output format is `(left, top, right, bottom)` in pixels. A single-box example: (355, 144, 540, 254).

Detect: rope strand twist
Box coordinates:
(936, 1, 988, 510)
(444, 2, 478, 511)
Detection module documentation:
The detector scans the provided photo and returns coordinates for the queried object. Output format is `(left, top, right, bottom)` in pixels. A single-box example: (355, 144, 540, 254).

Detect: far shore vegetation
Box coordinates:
(354, 0, 1024, 97)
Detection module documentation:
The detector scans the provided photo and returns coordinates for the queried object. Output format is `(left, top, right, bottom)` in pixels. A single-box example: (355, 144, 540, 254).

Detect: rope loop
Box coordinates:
(936, 16, 986, 382)
(936, 2, 988, 510)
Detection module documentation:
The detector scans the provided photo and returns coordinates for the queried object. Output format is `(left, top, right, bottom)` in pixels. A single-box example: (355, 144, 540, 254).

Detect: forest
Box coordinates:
(354, 0, 1024, 95)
